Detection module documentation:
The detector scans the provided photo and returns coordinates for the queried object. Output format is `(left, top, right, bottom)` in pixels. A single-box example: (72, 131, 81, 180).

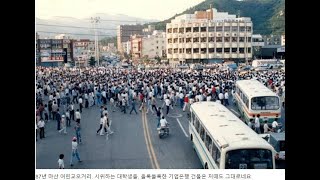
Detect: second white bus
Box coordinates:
(233, 79, 281, 124)
(189, 101, 276, 169)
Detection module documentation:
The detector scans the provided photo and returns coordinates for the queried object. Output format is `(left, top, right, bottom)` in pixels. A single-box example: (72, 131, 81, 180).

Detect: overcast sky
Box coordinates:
(36, 0, 205, 21)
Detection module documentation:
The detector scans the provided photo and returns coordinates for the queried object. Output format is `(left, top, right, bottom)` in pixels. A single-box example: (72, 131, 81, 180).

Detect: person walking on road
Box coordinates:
(58, 154, 65, 169)
(56, 109, 61, 131)
(96, 115, 107, 135)
(38, 119, 45, 139)
(78, 96, 83, 113)
(75, 109, 81, 124)
(59, 115, 67, 134)
(130, 98, 138, 114)
(183, 95, 189, 112)
(69, 102, 75, 121)
(70, 137, 82, 167)
(224, 90, 229, 106)
(74, 122, 82, 144)
(254, 114, 261, 134)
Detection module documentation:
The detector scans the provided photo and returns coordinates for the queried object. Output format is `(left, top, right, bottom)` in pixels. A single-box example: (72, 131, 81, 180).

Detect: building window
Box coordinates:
(200, 27, 207, 32)
(224, 26, 230, 31)
(232, 37, 237, 42)
(239, 37, 245, 42)
(193, 38, 199, 42)
(216, 26, 223, 32)
(193, 48, 199, 53)
(179, 49, 184, 53)
(208, 27, 215, 32)
(247, 47, 251, 53)
(174, 48, 178, 53)
(239, 48, 245, 53)
(208, 37, 214, 42)
(246, 26, 252, 32)
(162, 46, 164, 49)
(173, 38, 178, 43)
(156, 41, 158, 43)
(216, 48, 222, 53)
(247, 37, 251, 42)
(168, 48, 172, 54)
(193, 27, 199, 32)
(201, 37, 206, 42)
(186, 38, 192, 43)
(173, 28, 178, 33)
(157, 46, 159, 49)
(232, 26, 238, 32)
(216, 37, 222, 42)
(167, 28, 172, 33)
(186, 48, 192, 54)
(168, 39, 172, 43)
(232, 48, 237, 53)
(209, 48, 214, 53)
(186, 27, 192, 33)
(224, 48, 230, 53)
(179, 28, 184, 33)
(224, 37, 230, 42)
(239, 27, 245, 32)
(200, 48, 206, 54)
(179, 38, 185, 43)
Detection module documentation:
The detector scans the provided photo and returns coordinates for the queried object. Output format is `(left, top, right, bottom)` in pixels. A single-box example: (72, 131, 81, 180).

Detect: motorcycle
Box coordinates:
(158, 124, 169, 139)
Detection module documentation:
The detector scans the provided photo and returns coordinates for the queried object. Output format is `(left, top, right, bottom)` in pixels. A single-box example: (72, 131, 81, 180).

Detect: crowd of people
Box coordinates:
(35, 64, 285, 167)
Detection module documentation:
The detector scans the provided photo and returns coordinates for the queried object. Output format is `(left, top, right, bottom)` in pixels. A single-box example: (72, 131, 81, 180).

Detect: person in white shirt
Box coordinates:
(70, 137, 82, 166)
(160, 116, 168, 128)
(272, 119, 279, 132)
(58, 154, 64, 169)
(38, 119, 45, 139)
(224, 90, 229, 106)
(97, 115, 107, 135)
(75, 109, 81, 123)
(218, 92, 224, 105)
(164, 98, 171, 115)
(254, 114, 261, 134)
(78, 97, 83, 113)
(59, 115, 67, 134)
(263, 120, 271, 133)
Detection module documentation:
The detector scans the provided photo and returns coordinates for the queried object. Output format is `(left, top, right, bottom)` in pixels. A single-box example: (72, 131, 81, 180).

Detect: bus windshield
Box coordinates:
(251, 96, 280, 110)
(225, 149, 273, 169)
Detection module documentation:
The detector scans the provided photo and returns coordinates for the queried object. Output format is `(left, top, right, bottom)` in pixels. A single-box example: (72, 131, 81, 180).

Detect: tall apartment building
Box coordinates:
(130, 35, 143, 60)
(117, 25, 144, 53)
(166, 7, 252, 65)
(141, 30, 166, 59)
(72, 39, 95, 67)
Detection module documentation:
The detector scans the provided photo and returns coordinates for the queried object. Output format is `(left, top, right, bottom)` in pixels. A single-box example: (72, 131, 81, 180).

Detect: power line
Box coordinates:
(39, 16, 153, 23)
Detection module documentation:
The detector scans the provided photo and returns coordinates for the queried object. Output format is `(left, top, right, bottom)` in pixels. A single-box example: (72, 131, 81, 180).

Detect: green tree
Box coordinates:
(89, 57, 96, 67)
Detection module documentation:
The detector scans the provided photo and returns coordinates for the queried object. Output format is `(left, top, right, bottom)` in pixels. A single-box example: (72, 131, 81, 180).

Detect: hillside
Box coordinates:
(150, 0, 285, 35)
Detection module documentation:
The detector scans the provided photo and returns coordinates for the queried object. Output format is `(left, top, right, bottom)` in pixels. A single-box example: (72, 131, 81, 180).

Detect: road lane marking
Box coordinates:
(229, 108, 240, 116)
(144, 110, 160, 169)
(141, 108, 155, 169)
(176, 118, 189, 137)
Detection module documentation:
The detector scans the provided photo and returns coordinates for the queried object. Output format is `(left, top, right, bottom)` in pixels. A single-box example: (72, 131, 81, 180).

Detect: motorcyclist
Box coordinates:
(159, 116, 168, 130)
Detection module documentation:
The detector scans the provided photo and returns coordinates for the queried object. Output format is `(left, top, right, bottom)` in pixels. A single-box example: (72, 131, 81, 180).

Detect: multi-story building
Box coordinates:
(37, 38, 72, 67)
(141, 30, 166, 59)
(72, 39, 95, 67)
(166, 7, 252, 65)
(263, 35, 281, 46)
(121, 41, 131, 56)
(252, 34, 264, 59)
(130, 35, 143, 61)
(117, 25, 144, 53)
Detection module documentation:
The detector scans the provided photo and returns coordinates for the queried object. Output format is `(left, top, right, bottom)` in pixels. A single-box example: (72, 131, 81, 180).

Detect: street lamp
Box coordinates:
(91, 17, 100, 66)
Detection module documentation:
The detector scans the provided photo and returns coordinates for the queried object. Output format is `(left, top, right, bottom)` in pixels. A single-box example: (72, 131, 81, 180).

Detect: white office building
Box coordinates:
(166, 7, 253, 65)
(142, 30, 166, 59)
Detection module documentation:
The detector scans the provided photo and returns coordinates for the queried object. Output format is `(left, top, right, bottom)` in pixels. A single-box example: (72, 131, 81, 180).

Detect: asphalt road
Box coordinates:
(36, 96, 285, 169)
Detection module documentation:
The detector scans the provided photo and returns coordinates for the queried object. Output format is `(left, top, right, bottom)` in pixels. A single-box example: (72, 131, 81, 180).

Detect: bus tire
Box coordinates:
(204, 163, 208, 169)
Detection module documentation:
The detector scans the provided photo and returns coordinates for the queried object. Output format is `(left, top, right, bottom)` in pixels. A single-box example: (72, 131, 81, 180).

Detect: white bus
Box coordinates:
(233, 79, 281, 124)
(189, 101, 276, 169)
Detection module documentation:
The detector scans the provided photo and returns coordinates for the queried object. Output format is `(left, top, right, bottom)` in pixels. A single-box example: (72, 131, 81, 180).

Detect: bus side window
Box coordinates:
(200, 125, 205, 141)
(194, 117, 200, 133)
(205, 133, 213, 153)
(211, 142, 221, 167)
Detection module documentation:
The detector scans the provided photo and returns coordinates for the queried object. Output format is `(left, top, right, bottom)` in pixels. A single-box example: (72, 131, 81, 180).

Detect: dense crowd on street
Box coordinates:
(35, 65, 285, 167)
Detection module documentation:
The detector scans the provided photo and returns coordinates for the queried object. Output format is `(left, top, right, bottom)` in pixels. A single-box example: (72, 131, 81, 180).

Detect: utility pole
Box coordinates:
(91, 17, 100, 66)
